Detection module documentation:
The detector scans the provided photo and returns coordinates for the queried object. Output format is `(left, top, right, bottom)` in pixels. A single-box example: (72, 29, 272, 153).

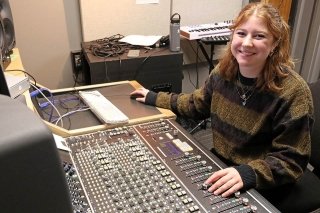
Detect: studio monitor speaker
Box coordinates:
(0, 0, 15, 66)
(0, 94, 73, 213)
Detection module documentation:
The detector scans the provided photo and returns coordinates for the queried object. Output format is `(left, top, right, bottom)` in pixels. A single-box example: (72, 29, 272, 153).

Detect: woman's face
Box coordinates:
(231, 15, 276, 77)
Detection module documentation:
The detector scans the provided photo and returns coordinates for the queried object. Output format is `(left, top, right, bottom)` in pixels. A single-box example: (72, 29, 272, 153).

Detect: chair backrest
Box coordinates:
(309, 79, 320, 177)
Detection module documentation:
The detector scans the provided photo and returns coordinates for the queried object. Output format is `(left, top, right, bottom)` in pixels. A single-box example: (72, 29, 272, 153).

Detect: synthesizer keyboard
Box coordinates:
(200, 35, 230, 45)
(79, 90, 129, 124)
(180, 20, 232, 40)
(61, 118, 279, 213)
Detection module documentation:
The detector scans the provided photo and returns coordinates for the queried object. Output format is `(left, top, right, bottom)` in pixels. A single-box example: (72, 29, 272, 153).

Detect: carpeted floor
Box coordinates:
(192, 125, 213, 150)
(176, 116, 212, 151)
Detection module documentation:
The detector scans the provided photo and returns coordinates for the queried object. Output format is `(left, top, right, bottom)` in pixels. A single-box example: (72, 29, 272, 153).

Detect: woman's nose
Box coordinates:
(242, 36, 253, 47)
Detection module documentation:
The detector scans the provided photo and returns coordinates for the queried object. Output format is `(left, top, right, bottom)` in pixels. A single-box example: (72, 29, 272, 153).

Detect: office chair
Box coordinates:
(259, 79, 320, 213)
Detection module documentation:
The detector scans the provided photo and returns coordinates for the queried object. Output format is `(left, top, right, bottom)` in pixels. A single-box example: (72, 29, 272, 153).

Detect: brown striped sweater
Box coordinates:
(145, 67, 314, 190)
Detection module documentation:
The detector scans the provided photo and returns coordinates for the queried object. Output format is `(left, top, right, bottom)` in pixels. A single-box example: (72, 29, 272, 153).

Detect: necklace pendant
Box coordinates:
(241, 94, 246, 99)
(242, 100, 246, 106)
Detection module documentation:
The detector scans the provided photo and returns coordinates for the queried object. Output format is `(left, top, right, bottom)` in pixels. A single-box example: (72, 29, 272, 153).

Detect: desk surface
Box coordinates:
(81, 41, 182, 63)
(33, 80, 175, 137)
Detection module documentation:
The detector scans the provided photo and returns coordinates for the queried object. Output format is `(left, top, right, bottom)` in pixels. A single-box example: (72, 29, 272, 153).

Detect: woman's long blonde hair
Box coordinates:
(218, 3, 294, 92)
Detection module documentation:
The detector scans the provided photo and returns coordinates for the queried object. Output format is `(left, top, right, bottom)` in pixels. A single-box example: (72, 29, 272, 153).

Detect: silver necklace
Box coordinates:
(236, 73, 256, 106)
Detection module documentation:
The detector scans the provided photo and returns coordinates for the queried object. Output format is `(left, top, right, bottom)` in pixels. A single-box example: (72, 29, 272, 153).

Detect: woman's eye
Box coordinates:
(254, 34, 265, 39)
(236, 31, 246, 36)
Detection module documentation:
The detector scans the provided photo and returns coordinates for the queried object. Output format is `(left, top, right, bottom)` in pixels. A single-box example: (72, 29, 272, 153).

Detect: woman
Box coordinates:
(130, 2, 313, 202)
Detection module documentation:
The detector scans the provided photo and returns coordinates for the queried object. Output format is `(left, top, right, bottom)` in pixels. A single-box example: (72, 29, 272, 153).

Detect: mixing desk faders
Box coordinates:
(61, 118, 279, 213)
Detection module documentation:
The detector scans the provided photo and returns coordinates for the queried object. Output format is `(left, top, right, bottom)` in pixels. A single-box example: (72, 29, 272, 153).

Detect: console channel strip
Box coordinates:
(62, 118, 279, 213)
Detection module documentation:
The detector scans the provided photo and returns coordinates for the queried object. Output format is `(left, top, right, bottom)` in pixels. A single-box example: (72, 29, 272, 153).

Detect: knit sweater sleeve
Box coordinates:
(247, 75, 313, 189)
(149, 73, 215, 120)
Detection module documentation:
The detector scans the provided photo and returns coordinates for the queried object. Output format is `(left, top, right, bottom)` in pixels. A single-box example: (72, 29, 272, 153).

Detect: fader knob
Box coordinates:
(242, 197, 249, 205)
(234, 191, 241, 198)
(63, 164, 71, 172)
(251, 205, 258, 212)
(97, 168, 104, 175)
(112, 196, 120, 202)
(173, 129, 179, 136)
(128, 129, 135, 135)
(116, 204, 124, 210)
(138, 198, 143, 204)
(201, 183, 211, 190)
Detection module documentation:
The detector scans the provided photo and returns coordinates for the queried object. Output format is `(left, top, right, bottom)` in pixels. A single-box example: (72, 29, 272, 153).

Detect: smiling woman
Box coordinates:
(219, 2, 293, 92)
(130, 2, 314, 212)
(231, 15, 276, 78)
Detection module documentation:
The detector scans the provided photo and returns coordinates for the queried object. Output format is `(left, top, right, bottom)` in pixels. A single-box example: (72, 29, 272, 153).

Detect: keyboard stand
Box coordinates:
(196, 40, 215, 73)
(197, 36, 230, 74)
(192, 36, 230, 133)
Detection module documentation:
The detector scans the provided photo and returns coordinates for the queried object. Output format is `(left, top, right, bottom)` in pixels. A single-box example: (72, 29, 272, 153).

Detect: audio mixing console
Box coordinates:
(61, 119, 279, 213)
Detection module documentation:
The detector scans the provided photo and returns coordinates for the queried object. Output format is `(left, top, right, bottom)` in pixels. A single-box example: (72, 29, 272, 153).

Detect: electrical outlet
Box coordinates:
(71, 50, 83, 75)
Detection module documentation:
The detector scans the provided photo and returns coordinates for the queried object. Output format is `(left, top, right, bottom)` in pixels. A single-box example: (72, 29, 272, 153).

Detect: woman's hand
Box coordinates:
(130, 87, 150, 103)
(203, 167, 244, 197)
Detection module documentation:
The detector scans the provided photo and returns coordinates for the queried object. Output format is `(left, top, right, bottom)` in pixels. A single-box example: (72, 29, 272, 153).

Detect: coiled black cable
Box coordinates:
(88, 34, 133, 58)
